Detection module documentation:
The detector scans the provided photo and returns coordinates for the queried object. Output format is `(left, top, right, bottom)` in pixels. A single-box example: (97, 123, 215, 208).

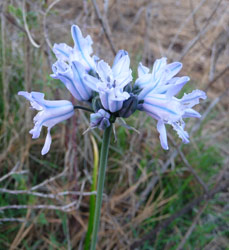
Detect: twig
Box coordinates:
(209, 30, 229, 81)
(0, 188, 97, 200)
(177, 0, 222, 61)
(0, 162, 28, 183)
(43, 0, 62, 50)
(204, 65, 229, 92)
(66, 215, 72, 250)
(75, 180, 86, 209)
(176, 203, 208, 250)
(135, 150, 178, 210)
(1, 1, 8, 143)
(0, 201, 78, 212)
(126, 6, 145, 32)
(22, 0, 40, 48)
(0, 218, 27, 223)
(191, 90, 229, 135)
(0, 128, 26, 164)
(0, 170, 28, 183)
(91, 0, 116, 56)
(31, 168, 67, 190)
(166, 0, 207, 57)
(0, 9, 26, 33)
(131, 179, 229, 249)
(168, 134, 209, 193)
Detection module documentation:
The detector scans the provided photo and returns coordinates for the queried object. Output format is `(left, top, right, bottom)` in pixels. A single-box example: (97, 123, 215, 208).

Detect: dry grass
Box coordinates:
(0, 0, 228, 249)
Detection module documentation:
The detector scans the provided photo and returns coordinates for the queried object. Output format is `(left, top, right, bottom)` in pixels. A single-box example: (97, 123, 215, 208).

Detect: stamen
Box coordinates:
(112, 80, 116, 88)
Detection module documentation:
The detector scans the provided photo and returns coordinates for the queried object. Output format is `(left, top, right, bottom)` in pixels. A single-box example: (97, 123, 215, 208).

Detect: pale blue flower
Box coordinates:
(84, 50, 132, 112)
(135, 57, 189, 100)
(53, 25, 96, 71)
(141, 90, 207, 150)
(18, 91, 74, 155)
(51, 60, 92, 101)
(90, 109, 110, 130)
(135, 57, 207, 149)
(51, 25, 97, 101)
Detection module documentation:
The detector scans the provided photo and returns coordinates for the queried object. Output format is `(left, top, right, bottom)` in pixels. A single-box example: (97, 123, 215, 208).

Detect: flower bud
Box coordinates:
(90, 109, 111, 130)
(118, 94, 138, 118)
(92, 96, 103, 112)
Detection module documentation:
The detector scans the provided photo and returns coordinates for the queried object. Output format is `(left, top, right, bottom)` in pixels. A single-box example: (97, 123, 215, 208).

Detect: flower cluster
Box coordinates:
(18, 25, 206, 154)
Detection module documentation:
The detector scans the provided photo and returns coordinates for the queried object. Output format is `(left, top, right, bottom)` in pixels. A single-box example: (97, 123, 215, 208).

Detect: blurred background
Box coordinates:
(0, 0, 228, 249)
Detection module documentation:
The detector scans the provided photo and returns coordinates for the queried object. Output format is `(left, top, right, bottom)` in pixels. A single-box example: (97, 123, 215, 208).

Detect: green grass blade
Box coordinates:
(84, 135, 99, 250)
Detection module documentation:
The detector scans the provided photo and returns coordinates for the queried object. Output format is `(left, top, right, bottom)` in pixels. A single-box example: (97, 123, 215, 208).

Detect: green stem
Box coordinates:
(90, 125, 112, 250)
(84, 136, 99, 250)
(74, 105, 93, 113)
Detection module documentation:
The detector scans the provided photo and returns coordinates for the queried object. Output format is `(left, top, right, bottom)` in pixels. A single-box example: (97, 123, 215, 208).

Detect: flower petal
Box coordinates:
(97, 60, 113, 82)
(183, 108, 201, 118)
(71, 61, 92, 100)
(113, 50, 128, 68)
(181, 90, 207, 108)
(135, 74, 152, 89)
(42, 107, 74, 128)
(157, 120, 169, 150)
(90, 109, 111, 130)
(52, 66, 84, 101)
(71, 25, 93, 53)
(53, 43, 72, 61)
(52, 60, 69, 76)
(108, 99, 123, 112)
(152, 57, 167, 80)
(41, 128, 52, 155)
(18, 91, 44, 110)
(116, 70, 133, 89)
(166, 76, 190, 98)
(99, 92, 109, 110)
(29, 123, 42, 138)
(164, 62, 182, 81)
(109, 90, 129, 101)
(142, 94, 181, 121)
(84, 74, 100, 91)
(171, 121, 189, 144)
(138, 62, 150, 78)
(71, 25, 94, 69)
(112, 54, 130, 78)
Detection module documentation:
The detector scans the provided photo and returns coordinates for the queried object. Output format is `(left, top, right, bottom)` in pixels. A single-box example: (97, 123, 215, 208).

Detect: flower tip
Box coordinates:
(52, 43, 58, 49)
(18, 91, 26, 96)
(161, 56, 167, 61)
(71, 24, 79, 32)
(184, 76, 190, 82)
(178, 62, 183, 68)
(161, 144, 169, 150)
(41, 150, 47, 156)
(202, 92, 207, 100)
(50, 73, 56, 78)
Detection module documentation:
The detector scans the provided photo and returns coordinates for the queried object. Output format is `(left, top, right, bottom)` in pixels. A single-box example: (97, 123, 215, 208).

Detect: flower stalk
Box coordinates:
(73, 105, 94, 113)
(90, 125, 112, 250)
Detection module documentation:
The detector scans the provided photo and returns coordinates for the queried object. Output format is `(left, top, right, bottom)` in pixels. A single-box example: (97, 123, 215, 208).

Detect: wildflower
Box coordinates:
(51, 60, 92, 101)
(18, 91, 74, 155)
(53, 25, 96, 71)
(90, 109, 111, 130)
(84, 50, 132, 112)
(135, 57, 188, 100)
(140, 89, 206, 150)
(118, 93, 138, 118)
(51, 25, 97, 101)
